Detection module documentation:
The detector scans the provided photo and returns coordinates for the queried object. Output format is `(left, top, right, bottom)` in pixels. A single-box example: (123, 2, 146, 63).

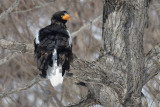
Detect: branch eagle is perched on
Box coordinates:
(34, 11, 73, 87)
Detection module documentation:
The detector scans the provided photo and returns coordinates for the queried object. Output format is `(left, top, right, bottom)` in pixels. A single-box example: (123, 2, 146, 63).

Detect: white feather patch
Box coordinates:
(35, 33, 40, 44)
(67, 30, 72, 47)
(47, 49, 63, 88)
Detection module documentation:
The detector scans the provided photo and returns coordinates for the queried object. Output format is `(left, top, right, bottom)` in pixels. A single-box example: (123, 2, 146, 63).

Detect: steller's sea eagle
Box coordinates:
(34, 11, 72, 87)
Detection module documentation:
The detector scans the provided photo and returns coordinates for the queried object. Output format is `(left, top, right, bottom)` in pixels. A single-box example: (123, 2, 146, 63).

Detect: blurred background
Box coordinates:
(0, 0, 160, 107)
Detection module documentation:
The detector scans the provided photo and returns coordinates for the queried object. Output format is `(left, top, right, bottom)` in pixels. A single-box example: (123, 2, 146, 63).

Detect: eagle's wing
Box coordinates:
(34, 27, 72, 77)
(55, 30, 72, 76)
(34, 27, 55, 77)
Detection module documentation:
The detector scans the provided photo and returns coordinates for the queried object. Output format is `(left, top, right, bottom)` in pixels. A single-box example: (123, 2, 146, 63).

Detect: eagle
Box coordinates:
(34, 11, 72, 87)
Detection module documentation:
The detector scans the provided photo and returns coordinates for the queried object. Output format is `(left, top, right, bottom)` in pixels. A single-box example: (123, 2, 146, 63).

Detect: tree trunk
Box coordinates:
(68, 1, 150, 107)
(102, 0, 149, 106)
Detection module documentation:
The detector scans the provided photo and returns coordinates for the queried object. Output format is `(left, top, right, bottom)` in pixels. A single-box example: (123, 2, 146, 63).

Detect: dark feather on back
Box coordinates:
(34, 23, 72, 77)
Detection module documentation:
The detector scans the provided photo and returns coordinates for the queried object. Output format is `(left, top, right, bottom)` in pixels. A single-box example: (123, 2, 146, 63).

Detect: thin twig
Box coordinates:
(12, 2, 55, 14)
(71, 15, 102, 38)
(0, 0, 20, 20)
(0, 52, 18, 65)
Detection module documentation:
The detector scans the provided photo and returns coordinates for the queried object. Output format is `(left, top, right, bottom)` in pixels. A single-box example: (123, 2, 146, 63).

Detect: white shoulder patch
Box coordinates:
(35, 34, 40, 44)
(67, 30, 72, 47)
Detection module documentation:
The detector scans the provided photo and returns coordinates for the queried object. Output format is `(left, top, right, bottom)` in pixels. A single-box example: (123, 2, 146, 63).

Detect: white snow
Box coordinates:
(47, 49, 63, 88)
(80, 0, 84, 2)
(67, 30, 72, 47)
(92, 25, 102, 41)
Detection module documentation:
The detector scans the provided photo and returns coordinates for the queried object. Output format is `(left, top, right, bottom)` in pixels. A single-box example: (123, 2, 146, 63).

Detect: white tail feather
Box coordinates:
(47, 49, 63, 88)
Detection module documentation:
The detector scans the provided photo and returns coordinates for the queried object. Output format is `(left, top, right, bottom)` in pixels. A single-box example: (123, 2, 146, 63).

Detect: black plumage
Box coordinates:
(34, 11, 72, 80)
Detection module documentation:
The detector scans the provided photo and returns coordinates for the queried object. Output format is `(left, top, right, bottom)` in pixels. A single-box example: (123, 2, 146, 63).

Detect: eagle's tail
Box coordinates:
(47, 49, 63, 89)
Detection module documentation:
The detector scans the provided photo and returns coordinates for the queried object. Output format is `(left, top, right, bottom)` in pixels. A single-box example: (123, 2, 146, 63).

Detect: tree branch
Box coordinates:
(0, 75, 45, 98)
(0, 43, 121, 101)
(0, 0, 20, 20)
(71, 15, 102, 38)
(144, 43, 160, 85)
(12, 1, 55, 14)
(0, 55, 102, 99)
(0, 39, 34, 53)
(0, 52, 18, 65)
(66, 91, 97, 107)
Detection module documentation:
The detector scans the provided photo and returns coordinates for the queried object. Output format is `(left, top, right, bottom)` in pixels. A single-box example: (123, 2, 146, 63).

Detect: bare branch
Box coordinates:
(0, 75, 46, 98)
(0, 0, 20, 20)
(0, 55, 103, 99)
(143, 43, 160, 85)
(12, 1, 55, 14)
(0, 45, 120, 101)
(0, 52, 18, 65)
(0, 38, 124, 100)
(71, 15, 102, 38)
(70, 55, 124, 101)
(66, 91, 97, 107)
(0, 39, 34, 53)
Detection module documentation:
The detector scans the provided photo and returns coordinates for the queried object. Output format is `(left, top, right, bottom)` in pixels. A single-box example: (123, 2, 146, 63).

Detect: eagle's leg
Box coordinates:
(40, 70, 47, 78)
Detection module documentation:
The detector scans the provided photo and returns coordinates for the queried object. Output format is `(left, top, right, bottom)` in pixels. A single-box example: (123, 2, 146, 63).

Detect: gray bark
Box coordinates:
(69, 0, 151, 107)
(102, 0, 149, 106)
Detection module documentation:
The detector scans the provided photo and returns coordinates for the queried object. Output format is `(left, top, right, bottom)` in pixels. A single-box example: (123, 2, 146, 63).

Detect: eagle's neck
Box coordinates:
(51, 20, 66, 29)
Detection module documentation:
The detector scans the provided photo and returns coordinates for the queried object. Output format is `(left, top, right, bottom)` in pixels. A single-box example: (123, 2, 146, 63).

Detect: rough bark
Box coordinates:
(70, 0, 151, 106)
(101, 0, 150, 106)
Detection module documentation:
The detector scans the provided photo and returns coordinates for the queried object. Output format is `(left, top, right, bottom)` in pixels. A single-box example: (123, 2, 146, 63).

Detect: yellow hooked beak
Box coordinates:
(62, 14, 71, 21)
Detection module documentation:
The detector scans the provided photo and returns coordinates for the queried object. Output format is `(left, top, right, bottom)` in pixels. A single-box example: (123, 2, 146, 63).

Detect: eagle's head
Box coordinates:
(51, 11, 71, 24)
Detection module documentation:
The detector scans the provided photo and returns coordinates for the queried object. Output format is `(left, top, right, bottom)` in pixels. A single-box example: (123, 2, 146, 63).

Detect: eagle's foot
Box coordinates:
(40, 73, 46, 78)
